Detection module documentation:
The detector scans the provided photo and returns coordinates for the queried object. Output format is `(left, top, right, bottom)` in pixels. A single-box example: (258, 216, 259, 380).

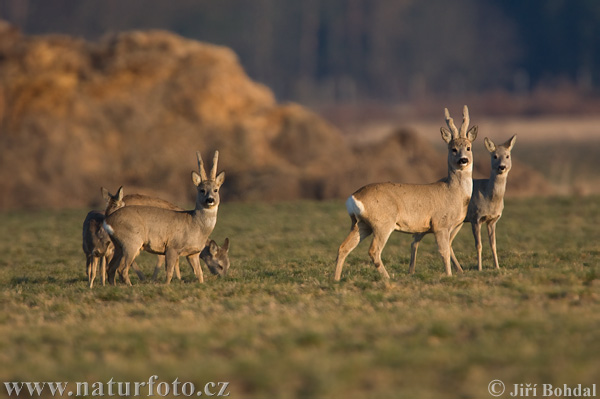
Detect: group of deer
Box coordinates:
(82, 151, 230, 288)
(334, 105, 517, 280)
(82, 106, 514, 287)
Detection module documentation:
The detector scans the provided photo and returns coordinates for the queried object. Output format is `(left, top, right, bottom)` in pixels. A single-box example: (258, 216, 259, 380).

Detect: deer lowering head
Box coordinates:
(200, 238, 230, 277)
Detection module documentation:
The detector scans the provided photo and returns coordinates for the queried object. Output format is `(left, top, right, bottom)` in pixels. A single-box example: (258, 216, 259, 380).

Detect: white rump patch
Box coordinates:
(102, 220, 114, 236)
(346, 195, 365, 217)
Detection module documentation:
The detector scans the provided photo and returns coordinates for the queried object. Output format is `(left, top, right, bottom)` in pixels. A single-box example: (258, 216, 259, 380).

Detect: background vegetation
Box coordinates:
(1, 197, 599, 398)
(2, 0, 600, 105)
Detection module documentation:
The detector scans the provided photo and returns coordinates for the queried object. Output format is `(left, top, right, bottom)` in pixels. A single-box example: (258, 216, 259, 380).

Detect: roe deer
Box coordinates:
(82, 211, 113, 288)
(451, 135, 516, 271)
(101, 186, 185, 280)
(104, 151, 226, 285)
(201, 238, 230, 276)
(334, 106, 477, 280)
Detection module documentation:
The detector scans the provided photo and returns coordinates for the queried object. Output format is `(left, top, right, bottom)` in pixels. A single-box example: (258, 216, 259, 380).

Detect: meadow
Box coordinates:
(0, 196, 599, 398)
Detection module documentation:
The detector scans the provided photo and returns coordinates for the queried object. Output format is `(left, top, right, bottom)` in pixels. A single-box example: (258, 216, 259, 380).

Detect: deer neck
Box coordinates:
(192, 206, 218, 236)
(447, 164, 473, 198)
(487, 172, 508, 202)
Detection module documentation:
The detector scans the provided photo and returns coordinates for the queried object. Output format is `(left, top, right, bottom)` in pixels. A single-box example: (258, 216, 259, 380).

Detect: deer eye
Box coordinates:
(213, 189, 218, 193)
(506, 155, 510, 159)
(200, 189, 206, 194)
(494, 155, 498, 159)
(452, 149, 458, 154)
(467, 147, 471, 151)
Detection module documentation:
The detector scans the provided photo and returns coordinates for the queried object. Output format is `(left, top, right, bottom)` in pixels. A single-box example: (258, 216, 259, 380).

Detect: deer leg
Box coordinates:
(152, 255, 165, 280)
(449, 223, 464, 273)
(334, 218, 372, 281)
(434, 229, 452, 276)
(472, 221, 483, 271)
(119, 245, 141, 287)
(368, 225, 394, 280)
(186, 255, 199, 277)
(165, 249, 179, 285)
(409, 233, 426, 274)
(175, 257, 182, 280)
(129, 261, 146, 282)
(187, 254, 204, 283)
(107, 245, 123, 286)
(100, 255, 107, 287)
(487, 220, 500, 269)
(86, 255, 93, 287)
(89, 256, 99, 289)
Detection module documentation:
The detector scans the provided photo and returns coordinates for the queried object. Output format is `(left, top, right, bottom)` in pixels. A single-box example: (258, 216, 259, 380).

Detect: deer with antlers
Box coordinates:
(104, 151, 226, 285)
(334, 106, 477, 280)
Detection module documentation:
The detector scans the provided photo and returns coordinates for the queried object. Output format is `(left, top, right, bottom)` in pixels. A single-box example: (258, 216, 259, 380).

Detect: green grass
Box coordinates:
(0, 197, 599, 398)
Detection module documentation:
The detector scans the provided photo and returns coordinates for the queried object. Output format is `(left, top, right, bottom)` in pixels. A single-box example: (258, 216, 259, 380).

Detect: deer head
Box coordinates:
(485, 135, 516, 176)
(192, 151, 226, 210)
(101, 186, 126, 215)
(201, 238, 230, 277)
(440, 105, 478, 171)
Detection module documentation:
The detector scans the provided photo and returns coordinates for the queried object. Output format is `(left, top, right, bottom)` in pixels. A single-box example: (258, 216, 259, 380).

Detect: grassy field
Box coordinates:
(0, 197, 599, 398)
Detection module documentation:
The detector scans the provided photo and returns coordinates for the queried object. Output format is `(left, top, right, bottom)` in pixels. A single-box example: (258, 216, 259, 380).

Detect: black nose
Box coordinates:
(458, 158, 469, 165)
(499, 165, 506, 171)
(206, 198, 215, 205)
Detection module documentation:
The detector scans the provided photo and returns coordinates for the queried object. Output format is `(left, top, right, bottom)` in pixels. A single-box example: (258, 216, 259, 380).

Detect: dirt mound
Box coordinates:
(0, 23, 551, 210)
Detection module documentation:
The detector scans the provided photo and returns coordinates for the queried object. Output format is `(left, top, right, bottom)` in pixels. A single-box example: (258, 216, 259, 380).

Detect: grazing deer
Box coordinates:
(201, 238, 230, 277)
(82, 211, 113, 288)
(451, 135, 516, 271)
(101, 186, 185, 280)
(334, 106, 477, 280)
(104, 151, 226, 285)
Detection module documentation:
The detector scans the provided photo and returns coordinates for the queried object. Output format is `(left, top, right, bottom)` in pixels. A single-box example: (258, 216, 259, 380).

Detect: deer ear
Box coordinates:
(116, 186, 124, 201)
(504, 134, 517, 151)
(192, 171, 202, 186)
(215, 171, 226, 187)
(101, 187, 110, 202)
(222, 237, 230, 252)
(440, 127, 453, 144)
(209, 240, 219, 255)
(484, 137, 496, 153)
(466, 125, 478, 142)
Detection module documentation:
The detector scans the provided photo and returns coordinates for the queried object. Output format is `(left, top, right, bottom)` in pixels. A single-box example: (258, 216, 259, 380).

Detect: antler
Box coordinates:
(459, 105, 470, 138)
(210, 151, 219, 180)
(196, 151, 208, 181)
(444, 108, 459, 138)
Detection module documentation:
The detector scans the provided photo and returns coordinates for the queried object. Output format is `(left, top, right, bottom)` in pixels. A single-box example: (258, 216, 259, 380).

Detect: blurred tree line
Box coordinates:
(1, 0, 599, 104)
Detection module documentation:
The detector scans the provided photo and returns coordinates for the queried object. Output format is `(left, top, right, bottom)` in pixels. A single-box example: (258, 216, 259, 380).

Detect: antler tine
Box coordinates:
(444, 108, 459, 137)
(459, 105, 470, 137)
(196, 151, 208, 181)
(210, 150, 219, 180)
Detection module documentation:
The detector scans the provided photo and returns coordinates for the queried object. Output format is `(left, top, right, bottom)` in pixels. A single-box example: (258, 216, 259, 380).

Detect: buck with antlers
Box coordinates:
(104, 151, 226, 285)
(334, 106, 478, 280)
(451, 135, 516, 271)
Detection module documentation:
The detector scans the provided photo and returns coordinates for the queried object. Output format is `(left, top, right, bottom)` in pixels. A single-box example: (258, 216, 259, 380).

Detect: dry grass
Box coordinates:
(1, 197, 599, 398)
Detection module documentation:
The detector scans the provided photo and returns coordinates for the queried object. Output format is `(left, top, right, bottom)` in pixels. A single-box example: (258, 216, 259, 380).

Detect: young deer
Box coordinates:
(201, 238, 230, 277)
(451, 135, 516, 271)
(101, 186, 185, 280)
(104, 151, 226, 285)
(82, 211, 113, 288)
(334, 106, 477, 280)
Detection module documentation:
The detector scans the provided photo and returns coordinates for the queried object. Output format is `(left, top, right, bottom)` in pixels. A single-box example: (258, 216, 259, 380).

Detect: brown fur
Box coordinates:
(105, 151, 226, 285)
(334, 106, 478, 279)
